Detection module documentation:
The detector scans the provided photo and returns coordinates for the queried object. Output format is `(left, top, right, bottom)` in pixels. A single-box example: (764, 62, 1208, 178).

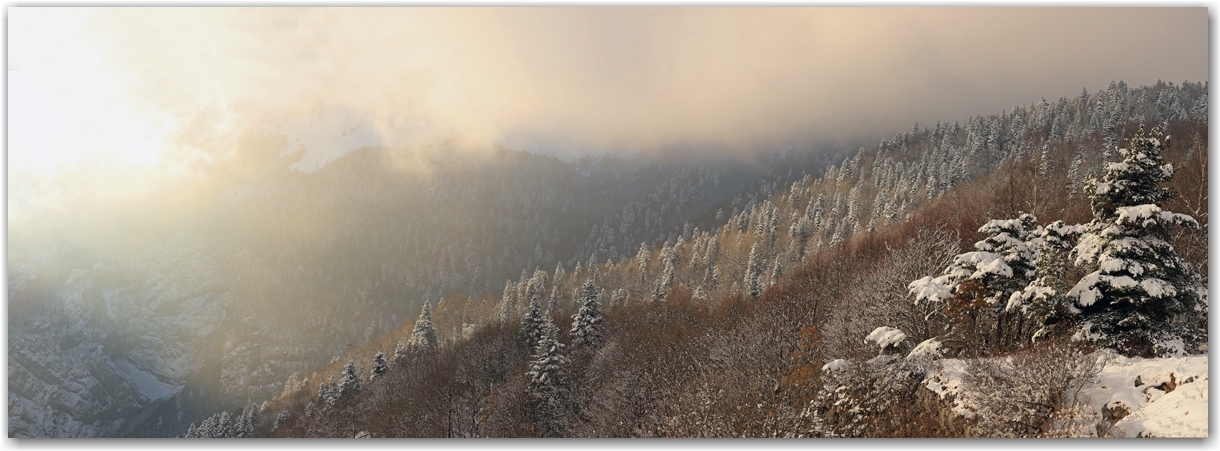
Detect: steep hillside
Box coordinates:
(243, 81, 1206, 438)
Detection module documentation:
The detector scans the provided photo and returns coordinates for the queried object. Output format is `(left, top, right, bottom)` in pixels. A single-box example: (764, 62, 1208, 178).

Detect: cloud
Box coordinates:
(14, 7, 1211, 181)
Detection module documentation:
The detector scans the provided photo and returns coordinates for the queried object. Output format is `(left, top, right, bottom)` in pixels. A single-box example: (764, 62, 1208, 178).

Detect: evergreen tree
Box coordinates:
(636, 242, 650, 284)
(745, 243, 764, 299)
(547, 284, 561, 315)
(1008, 221, 1083, 341)
(520, 295, 545, 347)
(570, 280, 606, 352)
(1068, 126, 1205, 356)
(273, 410, 289, 431)
(341, 360, 361, 395)
(371, 351, 388, 380)
(393, 340, 408, 363)
(324, 375, 339, 409)
(972, 213, 1040, 308)
(408, 301, 438, 352)
(527, 319, 570, 437)
(769, 257, 784, 287)
(499, 280, 518, 324)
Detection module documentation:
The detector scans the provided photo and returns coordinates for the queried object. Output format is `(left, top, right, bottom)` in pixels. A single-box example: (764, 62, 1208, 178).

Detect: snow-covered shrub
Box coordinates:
(961, 342, 1105, 437)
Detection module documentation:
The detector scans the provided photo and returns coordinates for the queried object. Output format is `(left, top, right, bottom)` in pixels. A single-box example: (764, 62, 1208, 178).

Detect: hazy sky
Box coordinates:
(7, 7, 1208, 213)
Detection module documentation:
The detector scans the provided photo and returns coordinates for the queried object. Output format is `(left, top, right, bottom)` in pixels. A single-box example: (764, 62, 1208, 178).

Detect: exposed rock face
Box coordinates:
(8, 244, 223, 437)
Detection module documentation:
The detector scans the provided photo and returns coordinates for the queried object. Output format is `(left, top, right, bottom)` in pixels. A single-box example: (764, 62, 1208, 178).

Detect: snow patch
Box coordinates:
(1084, 354, 1207, 438)
(865, 326, 906, 349)
(113, 359, 181, 402)
(906, 338, 943, 360)
(822, 359, 850, 373)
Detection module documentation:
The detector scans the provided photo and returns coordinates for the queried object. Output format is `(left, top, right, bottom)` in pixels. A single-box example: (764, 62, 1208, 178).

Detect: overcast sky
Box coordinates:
(8, 7, 1208, 209)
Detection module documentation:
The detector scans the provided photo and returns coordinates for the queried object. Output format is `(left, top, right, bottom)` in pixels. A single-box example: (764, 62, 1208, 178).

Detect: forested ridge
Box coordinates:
(9, 80, 1205, 436)
(177, 80, 1206, 438)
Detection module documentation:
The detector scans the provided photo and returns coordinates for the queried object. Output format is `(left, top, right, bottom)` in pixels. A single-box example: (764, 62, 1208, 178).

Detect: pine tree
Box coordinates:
(499, 280, 518, 324)
(769, 257, 784, 286)
(393, 340, 408, 363)
(636, 242, 650, 284)
(745, 243, 764, 299)
(324, 375, 339, 409)
(371, 352, 388, 380)
(1068, 126, 1205, 356)
(972, 213, 1040, 308)
(408, 301, 438, 352)
(1008, 221, 1084, 341)
(547, 284, 561, 315)
(520, 294, 545, 347)
(527, 319, 570, 437)
(341, 360, 361, 395)
(570, 281, 606, 352)
(273, 410, 289, 431)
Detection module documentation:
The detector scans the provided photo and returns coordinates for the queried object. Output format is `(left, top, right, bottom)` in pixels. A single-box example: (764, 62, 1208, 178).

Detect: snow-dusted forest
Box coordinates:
(8, 8, 1209, 440)
(14, 80, 1204, 438)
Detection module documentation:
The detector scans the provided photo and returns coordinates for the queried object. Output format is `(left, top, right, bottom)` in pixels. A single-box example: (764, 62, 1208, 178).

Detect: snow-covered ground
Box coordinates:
(1085, 354, 1207, 437)
(926, 352, 1207, 437)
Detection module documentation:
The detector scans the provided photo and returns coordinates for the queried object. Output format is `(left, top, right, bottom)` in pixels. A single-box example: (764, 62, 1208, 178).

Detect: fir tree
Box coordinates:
(1069, 126, 1205, 356)
(1008, 221, 1083, 341)
(408, 301, 438, 352)
(341, 360, 361, 395)
(547, 284, 561, 315)
(499, 280, 518, 324)
(527, 319, 570, 437)
(520, 294, 545, 347)
(570, 281, 606, 352)
(370, 351, 388, 380)
(393, 340, 408, 363)
(769, 257, 784, 287)
(273, 410, 289, 431)
(745, 243, 764, 299)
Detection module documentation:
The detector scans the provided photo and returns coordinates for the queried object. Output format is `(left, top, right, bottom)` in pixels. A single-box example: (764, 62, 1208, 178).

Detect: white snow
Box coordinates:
(821, 359, 850, 373)
(949, 251, 1013, 280)
(113, 359, 181, 402)
(909, 276, 951, 305)
(924, 359, 976, 418)
(1083, 354, 1207, 437)
(865, 326, 907, 349)
(906, 338, 943, 360)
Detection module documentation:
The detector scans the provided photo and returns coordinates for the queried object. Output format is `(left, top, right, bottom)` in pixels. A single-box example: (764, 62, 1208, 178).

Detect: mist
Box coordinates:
(9, 7, 1208, 218)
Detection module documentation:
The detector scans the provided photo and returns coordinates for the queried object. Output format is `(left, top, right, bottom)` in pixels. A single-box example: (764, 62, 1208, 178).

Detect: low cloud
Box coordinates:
(11, 7, 1209, 197)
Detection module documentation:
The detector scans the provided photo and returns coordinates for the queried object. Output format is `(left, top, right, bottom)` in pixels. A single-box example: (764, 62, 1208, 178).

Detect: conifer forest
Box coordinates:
(8, 7, 1210, 439)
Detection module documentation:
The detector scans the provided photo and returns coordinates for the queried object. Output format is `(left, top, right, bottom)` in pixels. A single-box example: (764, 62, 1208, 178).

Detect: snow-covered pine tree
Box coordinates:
(408, 301, 438, 352)
(769, 257, 784, 287)
(1007, 221, 1083, 341)
(499, 280, 518, 324)
(570, 280, 606, 352)
(1068, 126, 1205, 357)
(547, 284, 561, 315)
(393, 340, 408, 363)
(324, 375, 339, 409)
(527, 318, 570, 437)
(611, 287, 627, 307)
(744, 243, 764, 299)
(973, 213, 1040, 307)
(520, 294, 545, 347)
(371, 351, 388, 380)
(273, 410, 289, 431)
(341, 360, 361, 395)
(908, 213, 1040, 352)
(636, 242, 650, 284)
